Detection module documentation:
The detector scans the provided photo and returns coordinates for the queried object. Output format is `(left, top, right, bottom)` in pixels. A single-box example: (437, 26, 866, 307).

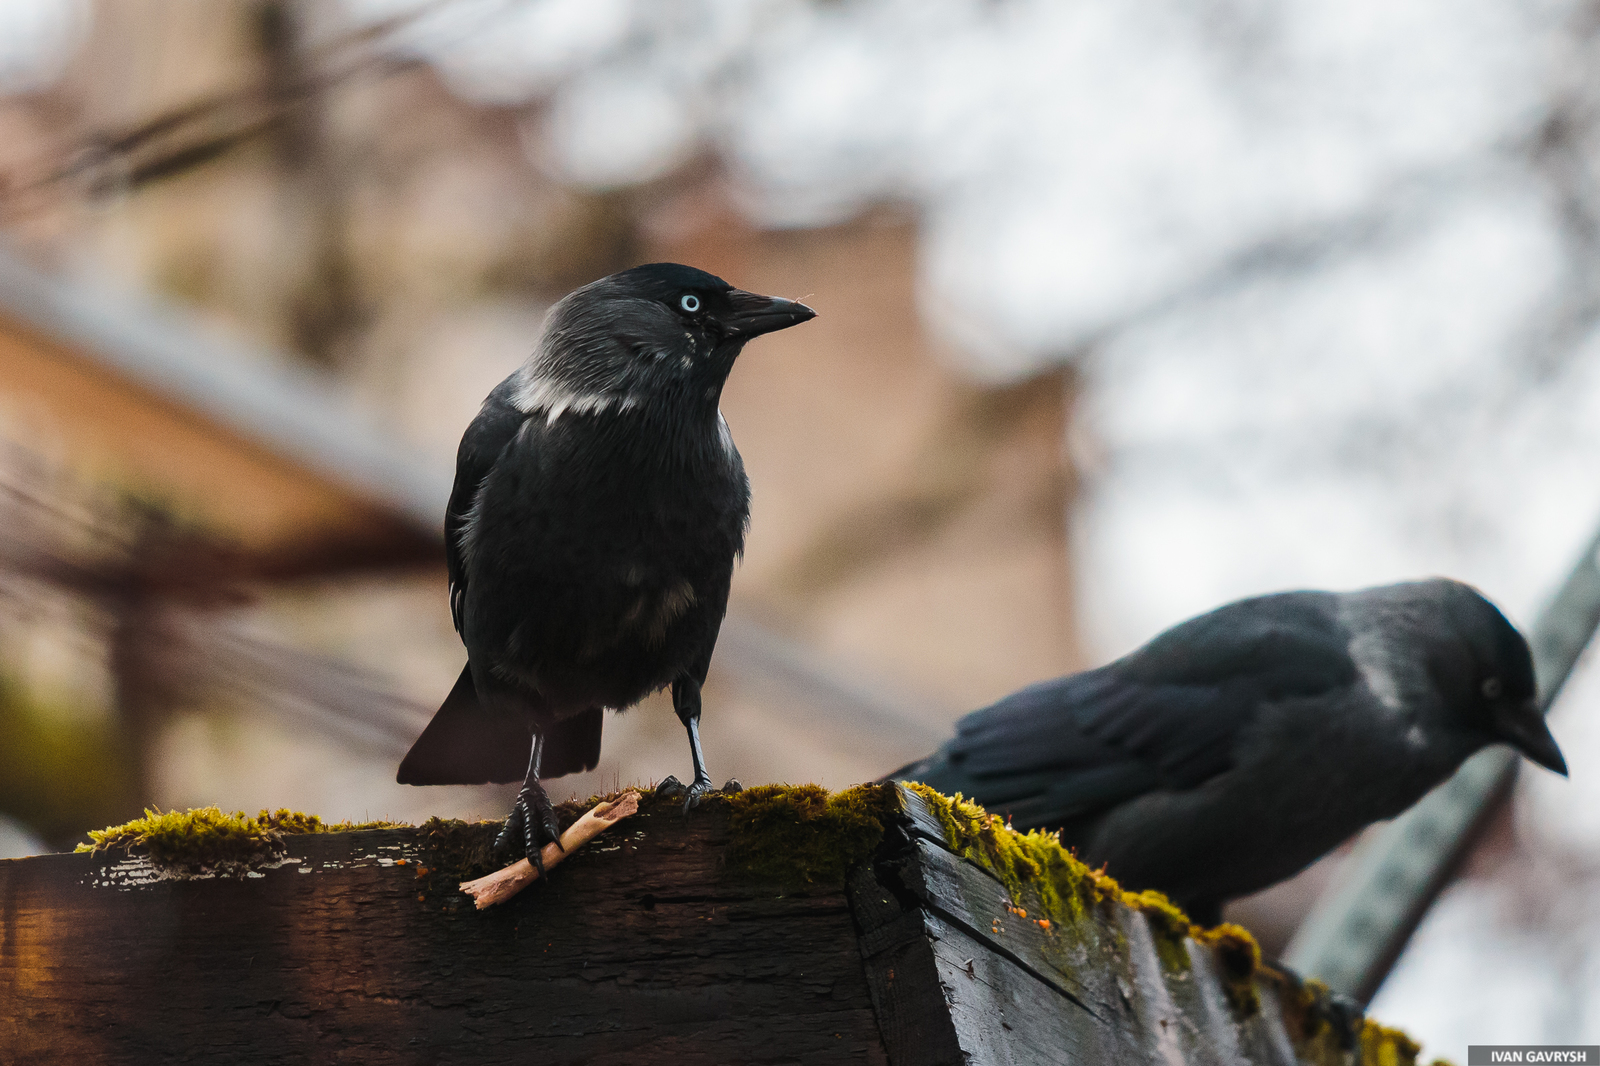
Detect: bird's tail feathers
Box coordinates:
(542, 707, 603, 779)
(398, 666, 531, 785)
(397, 666, 604, 785)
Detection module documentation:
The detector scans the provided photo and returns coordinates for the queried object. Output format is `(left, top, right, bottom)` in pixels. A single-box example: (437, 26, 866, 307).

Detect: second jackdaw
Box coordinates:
(891, 578, 1566, 924)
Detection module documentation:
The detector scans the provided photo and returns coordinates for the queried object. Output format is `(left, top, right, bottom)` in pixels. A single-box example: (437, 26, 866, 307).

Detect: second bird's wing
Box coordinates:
(896, 592, 1358, 831)
(445, 379, 527, 635)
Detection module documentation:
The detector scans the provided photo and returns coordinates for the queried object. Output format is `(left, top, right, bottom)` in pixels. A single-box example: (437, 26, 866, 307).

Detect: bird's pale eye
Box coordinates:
(1482, 677, 1502, 699)
(680, 294, 700, 313)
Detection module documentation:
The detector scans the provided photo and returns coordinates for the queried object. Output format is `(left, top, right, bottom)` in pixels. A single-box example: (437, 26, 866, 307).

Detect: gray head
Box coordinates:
(1354, 578, 1565, 775)
(512, 263, 816, 422)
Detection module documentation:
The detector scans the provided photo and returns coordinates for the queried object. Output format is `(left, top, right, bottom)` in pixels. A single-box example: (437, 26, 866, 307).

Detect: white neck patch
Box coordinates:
(512, 370, 640, 425)
(1346, 628, 1406, 713)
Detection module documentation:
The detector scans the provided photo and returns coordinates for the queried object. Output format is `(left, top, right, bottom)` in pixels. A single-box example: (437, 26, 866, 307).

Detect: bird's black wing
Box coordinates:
(445, 378, 527, 635)
(399, 378, 552, 787)
(896, 592, 1358, 829)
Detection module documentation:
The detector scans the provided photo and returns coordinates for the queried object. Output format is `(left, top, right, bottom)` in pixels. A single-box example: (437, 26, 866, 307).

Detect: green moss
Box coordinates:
(78, 806, 406, 871)
(1122, 886, 1199, 970)
(1274, 973, 1399, 1065)
(907, 783, 1179, 925)
(1361, 1020, 1422, 1066)
(724, 782, 898, 884)
(903, 783, 1265, 1014)
(1279, 975, 1335, 1045)
(906, 782, 1104, 922)
(1195, 923, 1263, 1014)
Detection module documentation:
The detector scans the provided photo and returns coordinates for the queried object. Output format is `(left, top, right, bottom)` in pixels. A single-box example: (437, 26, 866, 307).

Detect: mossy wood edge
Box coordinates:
(1, 783, 1421, 1065)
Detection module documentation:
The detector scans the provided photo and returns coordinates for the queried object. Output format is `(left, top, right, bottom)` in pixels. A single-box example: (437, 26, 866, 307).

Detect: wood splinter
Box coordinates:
(459, 792, 641, 909)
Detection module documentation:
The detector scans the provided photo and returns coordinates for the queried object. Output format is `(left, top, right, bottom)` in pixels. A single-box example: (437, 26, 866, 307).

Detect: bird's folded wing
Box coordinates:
(902, 593, 1358, 830)
(1095, 595, 1356, 784)
(446, 380, 528, 635)
(397, 665, 533, 785)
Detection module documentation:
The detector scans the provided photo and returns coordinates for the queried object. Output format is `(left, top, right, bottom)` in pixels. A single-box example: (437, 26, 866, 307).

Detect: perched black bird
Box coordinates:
(398, 263, 815, 863)
(891, 579, 1566, 924)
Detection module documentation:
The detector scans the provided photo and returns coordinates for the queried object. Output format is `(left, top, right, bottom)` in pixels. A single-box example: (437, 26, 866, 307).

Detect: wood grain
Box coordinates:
(1, 802, 887, 1065)
(0, 785, 1401, 1065)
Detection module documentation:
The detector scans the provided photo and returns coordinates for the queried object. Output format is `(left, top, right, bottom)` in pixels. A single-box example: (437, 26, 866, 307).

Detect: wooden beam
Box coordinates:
(0, 786, 1419, 1064)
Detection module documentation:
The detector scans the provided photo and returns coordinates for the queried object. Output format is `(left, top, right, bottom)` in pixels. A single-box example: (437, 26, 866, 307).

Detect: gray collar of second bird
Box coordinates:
(511, 263, 816, 423)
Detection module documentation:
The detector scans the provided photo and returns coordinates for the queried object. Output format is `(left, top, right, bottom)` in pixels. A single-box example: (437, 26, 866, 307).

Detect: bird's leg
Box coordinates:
(493, 730, 564, 877)
(670, 674, 715, 811)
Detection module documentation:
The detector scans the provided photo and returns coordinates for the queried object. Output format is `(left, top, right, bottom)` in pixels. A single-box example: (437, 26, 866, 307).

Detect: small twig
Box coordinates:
(459, 793, 640, 909)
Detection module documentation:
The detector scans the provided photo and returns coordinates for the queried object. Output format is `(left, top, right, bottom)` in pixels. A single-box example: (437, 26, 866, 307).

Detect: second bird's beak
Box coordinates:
(1492, 698, 1568, 776)
(722, 289, 817, 337)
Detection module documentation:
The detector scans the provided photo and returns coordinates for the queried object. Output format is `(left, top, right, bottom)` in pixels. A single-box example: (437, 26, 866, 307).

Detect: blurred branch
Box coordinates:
(0, 453, 429, 814)
(0, 0, 503, 222)
(715, 613, 948, 752)
(182, 617, 431, 758)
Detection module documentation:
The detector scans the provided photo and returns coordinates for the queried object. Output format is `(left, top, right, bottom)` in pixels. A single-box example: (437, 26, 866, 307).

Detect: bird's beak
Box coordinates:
(722, 289, 817, 338)
(1492, 698, 1568, 776)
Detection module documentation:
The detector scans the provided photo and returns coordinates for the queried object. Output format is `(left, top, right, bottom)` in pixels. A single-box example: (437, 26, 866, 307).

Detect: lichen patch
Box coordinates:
(902, 782, 1264, 1013)
(78, 806, 406, 873)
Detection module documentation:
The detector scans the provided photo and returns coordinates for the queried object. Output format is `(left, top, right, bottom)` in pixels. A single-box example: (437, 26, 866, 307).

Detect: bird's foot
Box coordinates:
(654, 773, 718, 812)
(682, 774, 714, 812)
(495, 782, 563, 878)
(656, 768, 720, 809)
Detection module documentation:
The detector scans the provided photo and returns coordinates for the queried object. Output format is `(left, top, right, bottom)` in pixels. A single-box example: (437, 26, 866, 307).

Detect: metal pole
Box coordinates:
(1283, 523, 1600, 1003)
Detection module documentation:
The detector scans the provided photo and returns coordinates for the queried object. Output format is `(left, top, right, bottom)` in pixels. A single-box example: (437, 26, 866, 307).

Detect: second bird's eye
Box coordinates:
(680, 294, 700, 313)
(1482, 677, 1502, 699)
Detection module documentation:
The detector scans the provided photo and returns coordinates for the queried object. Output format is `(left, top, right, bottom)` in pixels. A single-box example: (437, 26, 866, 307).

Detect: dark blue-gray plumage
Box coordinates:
(398, 263, 815, 863)
(891, 579, 1566, 925)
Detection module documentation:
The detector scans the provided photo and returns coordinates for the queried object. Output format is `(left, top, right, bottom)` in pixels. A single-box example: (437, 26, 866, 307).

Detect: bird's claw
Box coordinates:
(655, 774, 718, 812)
(682, 775, 714, 813)
(495, 784, 563, 878)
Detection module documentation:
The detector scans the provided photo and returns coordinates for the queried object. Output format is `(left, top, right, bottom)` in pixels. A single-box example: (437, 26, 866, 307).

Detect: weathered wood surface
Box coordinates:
(1, 802, 886, 1065)
(855, 789, 1370, 1066)
(1, 786, 1407, 1065)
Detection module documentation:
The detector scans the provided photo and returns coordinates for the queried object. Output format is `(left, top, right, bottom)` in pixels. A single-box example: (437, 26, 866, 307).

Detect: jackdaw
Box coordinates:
(398, 263, 815, 864)
(891, 579, 1566, 925)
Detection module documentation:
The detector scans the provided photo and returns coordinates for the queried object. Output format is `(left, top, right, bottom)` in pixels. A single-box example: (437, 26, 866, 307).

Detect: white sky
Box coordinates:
(0, 0, 86, 93)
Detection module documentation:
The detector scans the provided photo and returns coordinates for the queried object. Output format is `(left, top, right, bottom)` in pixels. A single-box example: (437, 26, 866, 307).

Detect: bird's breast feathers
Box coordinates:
(617, 577, 700, 649)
